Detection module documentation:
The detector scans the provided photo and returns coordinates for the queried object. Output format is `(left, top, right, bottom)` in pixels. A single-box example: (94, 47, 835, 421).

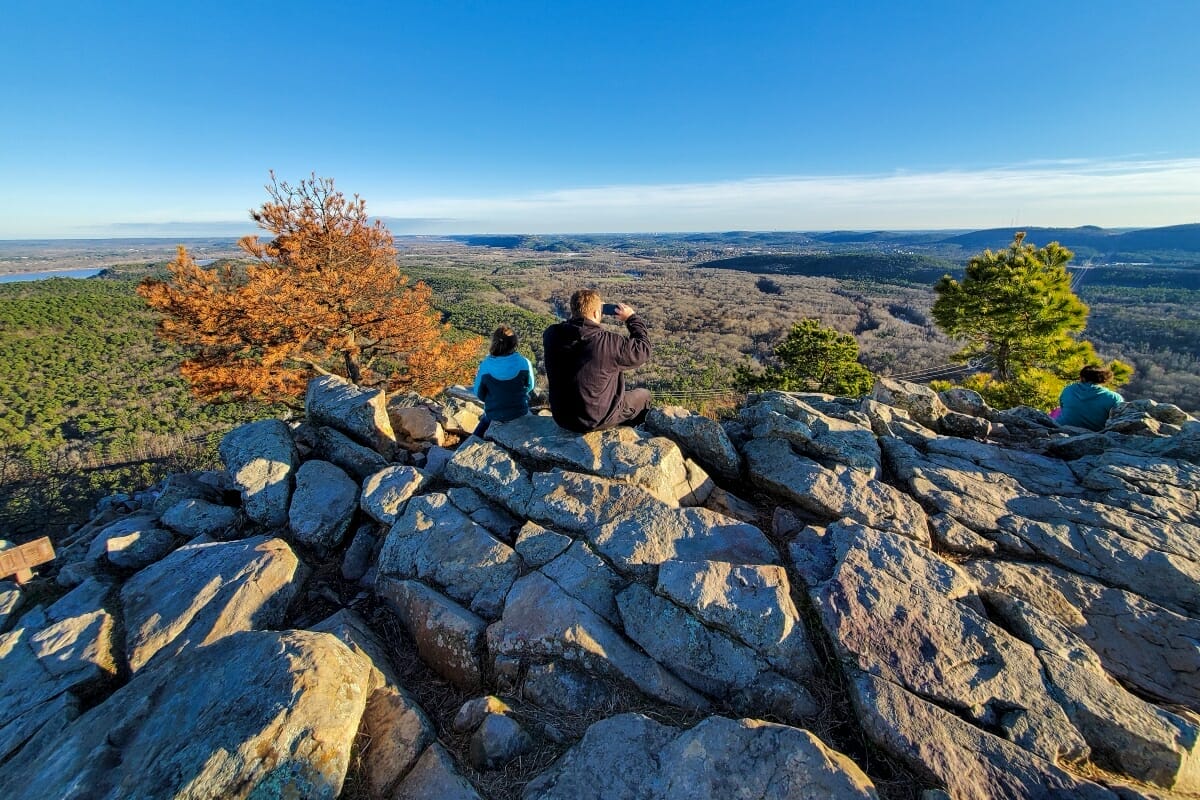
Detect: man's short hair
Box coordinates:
(1079, 364, 1113, 384)
(570, 289, 602, 320)
(490, 325, 519, 357)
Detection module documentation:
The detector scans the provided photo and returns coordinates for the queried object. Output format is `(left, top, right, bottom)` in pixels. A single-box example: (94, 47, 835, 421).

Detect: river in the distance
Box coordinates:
(0, 268, 105, 284)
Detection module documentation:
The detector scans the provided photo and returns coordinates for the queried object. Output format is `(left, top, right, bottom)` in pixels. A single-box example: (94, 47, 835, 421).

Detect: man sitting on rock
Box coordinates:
(543, 289, 652, 433)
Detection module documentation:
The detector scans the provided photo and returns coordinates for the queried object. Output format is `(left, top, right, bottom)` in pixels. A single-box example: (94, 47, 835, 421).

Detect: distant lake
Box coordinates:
(0, 268, 104, 284)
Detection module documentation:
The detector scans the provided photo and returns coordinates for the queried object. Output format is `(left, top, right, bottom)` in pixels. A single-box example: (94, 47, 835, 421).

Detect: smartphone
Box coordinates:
(602, 303, 620, 316)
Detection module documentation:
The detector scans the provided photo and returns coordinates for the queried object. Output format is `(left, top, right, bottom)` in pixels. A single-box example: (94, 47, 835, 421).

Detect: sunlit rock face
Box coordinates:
(6, 376, 1198, 799)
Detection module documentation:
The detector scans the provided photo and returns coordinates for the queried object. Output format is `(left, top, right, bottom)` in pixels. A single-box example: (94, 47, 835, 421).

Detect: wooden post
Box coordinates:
(0, 537, 56, 585)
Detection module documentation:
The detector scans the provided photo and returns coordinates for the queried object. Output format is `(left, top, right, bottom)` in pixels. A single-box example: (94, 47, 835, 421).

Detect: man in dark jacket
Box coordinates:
(543, 289, 652, 433)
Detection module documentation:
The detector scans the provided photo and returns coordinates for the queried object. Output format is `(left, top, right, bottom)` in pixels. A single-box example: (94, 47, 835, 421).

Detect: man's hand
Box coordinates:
(614, 303, 636, 322)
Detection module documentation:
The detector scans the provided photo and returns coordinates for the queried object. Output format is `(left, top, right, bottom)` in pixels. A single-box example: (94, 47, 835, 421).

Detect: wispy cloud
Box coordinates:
(374, 157, 1200, 232)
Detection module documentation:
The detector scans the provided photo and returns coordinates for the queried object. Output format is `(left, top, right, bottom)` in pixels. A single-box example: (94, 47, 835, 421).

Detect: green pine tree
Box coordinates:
(735, 318, 874, 396)
(932, 232, 1130, 409)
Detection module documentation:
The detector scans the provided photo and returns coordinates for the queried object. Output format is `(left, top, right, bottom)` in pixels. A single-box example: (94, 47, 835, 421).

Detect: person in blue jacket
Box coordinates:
(471, 326, 536, 437)
(1057, 364, 1123, 431)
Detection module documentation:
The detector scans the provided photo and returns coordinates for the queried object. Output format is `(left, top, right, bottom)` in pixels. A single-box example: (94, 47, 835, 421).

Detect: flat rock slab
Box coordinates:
(219, 418, 298, 528)
(527, 469, 665, 533)
(524, 712, 878, 799)
(0, 629, 371, 800)
(445, 437, 534, 516)
(121, 535, 305, 672)
(377, 493, 520, 619)
(160, 499, 240, 540)
(361, 465, 426, 525)
(288, 459, 359, 555)
(377, 577, 487, 691)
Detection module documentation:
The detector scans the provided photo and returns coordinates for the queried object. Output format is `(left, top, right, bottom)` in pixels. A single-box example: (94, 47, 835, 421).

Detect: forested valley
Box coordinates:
(1, 229, 1196, 541)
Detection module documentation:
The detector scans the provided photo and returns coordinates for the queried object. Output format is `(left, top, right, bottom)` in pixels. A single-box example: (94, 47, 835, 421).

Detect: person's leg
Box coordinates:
(616, 388, 652, 428)
(472, 414, 491, 438)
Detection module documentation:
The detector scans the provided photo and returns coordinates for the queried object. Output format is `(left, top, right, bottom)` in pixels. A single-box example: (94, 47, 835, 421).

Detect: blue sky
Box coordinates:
(2, 0, 1198, 237)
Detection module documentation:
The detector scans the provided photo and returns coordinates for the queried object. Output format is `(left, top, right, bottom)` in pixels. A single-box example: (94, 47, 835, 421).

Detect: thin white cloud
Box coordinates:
(374, 157, 1200, 232)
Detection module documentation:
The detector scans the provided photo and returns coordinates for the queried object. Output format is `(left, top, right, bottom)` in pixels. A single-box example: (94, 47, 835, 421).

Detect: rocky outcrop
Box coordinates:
(5, 375, 1197, 799)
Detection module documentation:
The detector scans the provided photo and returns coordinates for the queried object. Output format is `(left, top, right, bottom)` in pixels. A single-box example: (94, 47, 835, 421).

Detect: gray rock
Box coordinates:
(390, 404, 445, 446)
(487, 572, 709, 710)
(453, 696, 513, 734)
(738, 391, 882, 475)
(527, 469, 664, 534)
(0, 578, 117, 763)
(85, 512, 165, 562)
(160, 498, 241, 540)
(655, 559, 816, 680)
(522, 662, 620, 713)
(219, 418, 298, 528)
(377, 493, 521, 619)
(377, 577, 486, 691)
(617, 583, 817, 720)
(927, 513, 998, 556)
(288, 460, 359, 555)
(360, 465, 426, 525)
(121, 535, 305, 672)
(644, 405, 743, 480)
(392, 743, 482, 800)
(422, 445, 454, 477)
(939, 387, 990, 417)
(307, 374, 397, 457)
(439, 394, 485, 436)
(541, 540, 626, 624)
(104, 526, 177, 570)
(308, 424, 389, 480)
(445, 437, 534, 516)
(0, 630, 371, 800)
(872, 377, 948, 429)
(589, 502, 778, 580)
(151, 472, 225, 516)
(0, 580, 21, 634)
(340, 524, 377, 582)
(702, 485, 762, 523)
(744, 438, 928, 541)
(851, 672, 1116, 800)
(469, 713, 534, 770)
(514, 521, 572, 567)
(523, 712, 879, 800)
(938, 410, 991, 439)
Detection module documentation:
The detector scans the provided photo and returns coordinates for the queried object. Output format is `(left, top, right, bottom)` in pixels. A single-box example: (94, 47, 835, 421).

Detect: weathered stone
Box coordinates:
(0, 580, 20, 633)
(808, 521, 1088, 764)
(160, 498, 241, 540)
(422, 445, 454, 477)
(439, 394, 484, 436)
(524, 712, 879, 800)
(308, 424, 389, 480)
(308, 374, 397, 457)
(288, 460, 358, 555)
(121, 535, 305, 672)
(702, 485, 762, 523)
(927, 512, 998, 556)
(453, 696, 512, 733)
(377, 493, 520, 619)
(360, 465, 426, 525)
(390, 404, 445, 447)
(939, 387, 989, 417)
(104, 526, 177, 570)
(527, 469, 663, 534)
(739, 391, 882, 475)
(852, 673, 1116, 800)
(392, 743, 482, 800)
(151, 472, 226, 516)
(340, 524, 377, 582)
(644, 405, 743, 480)
(872, 377, 949, 429)
(744, 438, 928, 541)
(469, 713, 533, 770)
(86, 512, 165, 562)
(617, 583, 817, 719)
(522, 662, 620, 713)
(513, 521, 572, 567)
(219, 418, 298, 528)
(377, 577, 486, 691)
(445, 437, 534, 516)
(589, 502, 778, 580)
(939, 410, 991, 439)
(655, 559, 816, 680)
(487, 572, 709, 710)
(541, 540, 625, 624)
(0, 630, 371, 800)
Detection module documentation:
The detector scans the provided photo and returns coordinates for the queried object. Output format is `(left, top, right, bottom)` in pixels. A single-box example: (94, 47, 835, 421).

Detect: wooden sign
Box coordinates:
(0, 537, 56, 584)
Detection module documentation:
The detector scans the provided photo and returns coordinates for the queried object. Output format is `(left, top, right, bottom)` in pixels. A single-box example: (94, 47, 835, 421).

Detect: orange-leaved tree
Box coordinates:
(138, 174, 482, 402)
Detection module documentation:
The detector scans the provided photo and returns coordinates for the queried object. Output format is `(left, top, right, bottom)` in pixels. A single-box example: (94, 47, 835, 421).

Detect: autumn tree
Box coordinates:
(138, 174, 482, 402)
(932, 232, 1130, 409)
(735, 318, 875, 396)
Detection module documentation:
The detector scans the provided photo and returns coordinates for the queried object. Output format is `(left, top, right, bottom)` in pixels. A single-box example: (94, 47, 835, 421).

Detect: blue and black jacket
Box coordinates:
(472, 352, 536, 422)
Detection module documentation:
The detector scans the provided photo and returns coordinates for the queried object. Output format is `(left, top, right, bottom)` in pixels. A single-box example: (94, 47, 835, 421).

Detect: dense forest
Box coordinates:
(1, 228, 1197, 542)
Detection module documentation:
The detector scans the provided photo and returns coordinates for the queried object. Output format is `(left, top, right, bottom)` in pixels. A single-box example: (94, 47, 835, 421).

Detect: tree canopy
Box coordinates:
(138, 175, 482, 402)
(735, 318, 874, 396)
(932, 232, 1130, 409)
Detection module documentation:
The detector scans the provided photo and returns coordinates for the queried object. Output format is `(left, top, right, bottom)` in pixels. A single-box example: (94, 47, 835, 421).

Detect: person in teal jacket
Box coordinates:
(471, 326, 536, 437)
(1057, 364, 1123, 431)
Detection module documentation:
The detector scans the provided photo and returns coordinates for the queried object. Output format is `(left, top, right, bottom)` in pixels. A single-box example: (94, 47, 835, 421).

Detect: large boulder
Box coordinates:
(377, 577, 487, 691)
(871, 377, 948, 429)
(219, 419, 298, 528)
(444, 437, 534, 516)
(644, 405, 742, 481)
(306, 374, 397, 457)
(288, 460, 359, 555)
(121, 536, 305, 672)
(737, 391, 882, 475)
(160, 499, 241, 541)
(360, 465, 426, 526)
(0, 630, 371, 800)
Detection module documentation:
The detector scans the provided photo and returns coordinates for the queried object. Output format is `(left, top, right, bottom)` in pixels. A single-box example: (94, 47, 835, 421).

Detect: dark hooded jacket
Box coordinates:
(543, 315, 651, 432)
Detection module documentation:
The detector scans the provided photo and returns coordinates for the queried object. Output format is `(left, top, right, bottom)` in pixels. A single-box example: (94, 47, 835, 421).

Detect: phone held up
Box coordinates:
(602, 303, 620, 316)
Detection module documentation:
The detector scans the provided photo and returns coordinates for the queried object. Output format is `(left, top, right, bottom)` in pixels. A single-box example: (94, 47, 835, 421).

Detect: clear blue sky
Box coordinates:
(2, 0, 1198, 237)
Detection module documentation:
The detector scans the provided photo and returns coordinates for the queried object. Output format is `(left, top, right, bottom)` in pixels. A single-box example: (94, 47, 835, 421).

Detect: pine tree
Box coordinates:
(735, 318, 874, 396)
(932, 232, 1130, 409)
(138, 174, 482, 403)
